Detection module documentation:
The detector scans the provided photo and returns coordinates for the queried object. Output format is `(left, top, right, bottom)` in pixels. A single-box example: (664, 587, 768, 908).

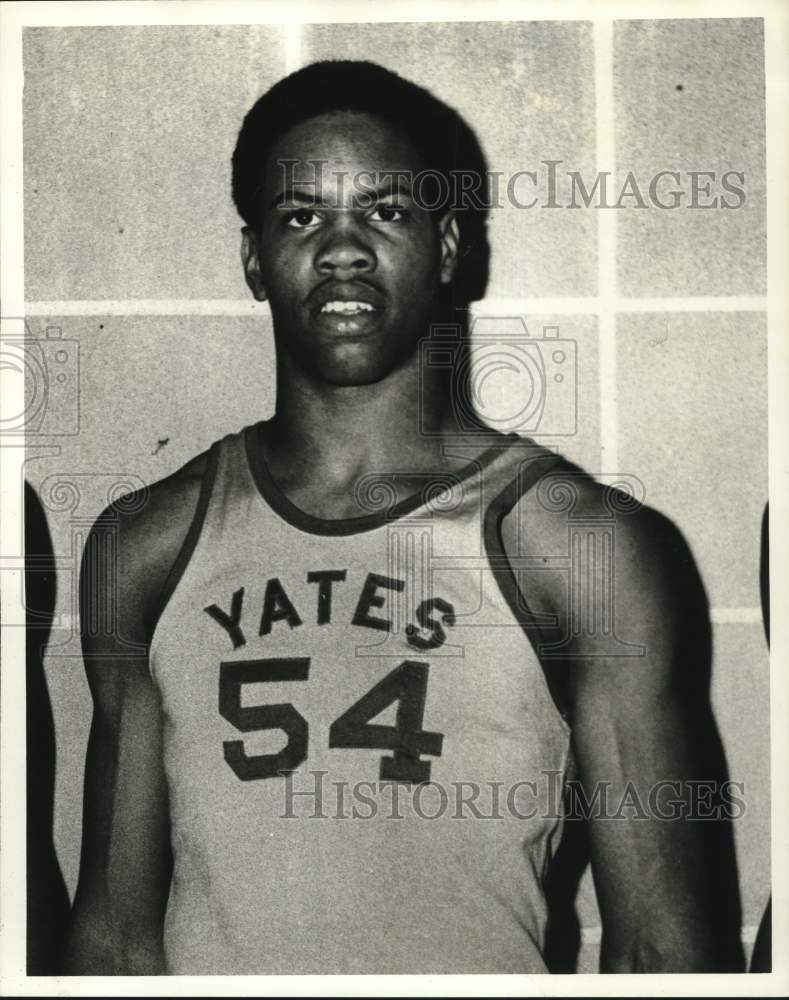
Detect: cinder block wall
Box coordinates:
(22, 19, 768, 972)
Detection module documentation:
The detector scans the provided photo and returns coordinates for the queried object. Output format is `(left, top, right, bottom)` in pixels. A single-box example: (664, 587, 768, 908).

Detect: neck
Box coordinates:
(267, 354, 455, 484)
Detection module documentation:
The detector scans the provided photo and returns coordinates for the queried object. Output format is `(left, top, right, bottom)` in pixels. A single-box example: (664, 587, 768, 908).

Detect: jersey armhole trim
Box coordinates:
(483, 452, 572, 733)
(145, 442, 221, 649)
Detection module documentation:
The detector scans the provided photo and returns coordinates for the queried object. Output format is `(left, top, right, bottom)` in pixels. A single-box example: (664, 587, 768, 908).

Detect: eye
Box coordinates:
(370, 204, 408, 223)
(285, 208, 321, 229)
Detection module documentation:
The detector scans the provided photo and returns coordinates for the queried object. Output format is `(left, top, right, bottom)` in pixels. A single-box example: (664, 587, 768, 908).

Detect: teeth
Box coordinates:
(321, 300, 375, 314)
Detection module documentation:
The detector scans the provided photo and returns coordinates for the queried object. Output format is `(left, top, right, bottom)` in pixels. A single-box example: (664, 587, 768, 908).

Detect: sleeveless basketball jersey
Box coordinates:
(149, 424, 573, 974)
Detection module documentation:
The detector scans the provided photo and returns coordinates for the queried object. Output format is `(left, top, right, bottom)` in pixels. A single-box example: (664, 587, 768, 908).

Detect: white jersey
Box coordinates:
(149, 423, 573, 974)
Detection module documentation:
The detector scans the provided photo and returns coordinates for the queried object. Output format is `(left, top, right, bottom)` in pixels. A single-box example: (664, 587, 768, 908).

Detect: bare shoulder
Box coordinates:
(500, 453, 696, 608)
(81, 446, 214, 650)
(105, 448, 209, 549)
(497, 452, 707, 707)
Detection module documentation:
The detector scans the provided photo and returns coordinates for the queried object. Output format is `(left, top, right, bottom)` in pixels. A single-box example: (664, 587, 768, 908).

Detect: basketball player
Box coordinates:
(66, 61, 742, 974)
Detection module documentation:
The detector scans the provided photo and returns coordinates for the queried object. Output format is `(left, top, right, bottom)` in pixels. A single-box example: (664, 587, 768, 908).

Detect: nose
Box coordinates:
(314, 216, 376, 276)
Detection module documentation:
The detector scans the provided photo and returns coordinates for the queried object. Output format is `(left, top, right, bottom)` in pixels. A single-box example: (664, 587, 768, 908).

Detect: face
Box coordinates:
(242, 111, 459, 386)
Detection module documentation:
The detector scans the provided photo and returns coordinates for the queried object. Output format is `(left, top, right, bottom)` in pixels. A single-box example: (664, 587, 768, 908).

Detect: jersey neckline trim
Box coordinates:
(243, 422, 521, 537)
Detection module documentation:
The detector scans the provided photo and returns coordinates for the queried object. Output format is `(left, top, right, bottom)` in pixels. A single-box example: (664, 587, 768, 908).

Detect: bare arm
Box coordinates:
(65, 458, 206, 974)
(66, 641, 172, 973)
(568, 508, 735, 971)
(510, 474, 743, 972)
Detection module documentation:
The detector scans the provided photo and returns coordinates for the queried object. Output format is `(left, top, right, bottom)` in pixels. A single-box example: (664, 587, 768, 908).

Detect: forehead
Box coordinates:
(263, 110, 425, 195)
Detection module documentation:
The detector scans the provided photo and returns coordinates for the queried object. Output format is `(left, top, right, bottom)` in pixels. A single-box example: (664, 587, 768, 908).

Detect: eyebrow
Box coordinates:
(270, 189, 322, 209)
(270, 179, 414, 209)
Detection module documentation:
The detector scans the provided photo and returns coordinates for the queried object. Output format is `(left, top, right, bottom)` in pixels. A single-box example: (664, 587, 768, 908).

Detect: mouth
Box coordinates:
(310, 281, 385, 315)
(311, 289, 384, 334)
(319, 300, 378, 316)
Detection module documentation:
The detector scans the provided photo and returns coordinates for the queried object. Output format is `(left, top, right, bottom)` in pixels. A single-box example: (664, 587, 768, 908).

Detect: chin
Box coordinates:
(309, 341, 410, 388)
(317, 360, 395, 388)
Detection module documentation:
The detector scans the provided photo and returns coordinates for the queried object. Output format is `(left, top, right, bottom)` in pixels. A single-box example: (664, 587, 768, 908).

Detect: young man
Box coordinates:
(66, 61, 741, 974)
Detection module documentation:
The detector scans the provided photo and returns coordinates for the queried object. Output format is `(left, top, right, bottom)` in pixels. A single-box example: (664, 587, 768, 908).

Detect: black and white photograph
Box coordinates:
(1, 0, 787, 992)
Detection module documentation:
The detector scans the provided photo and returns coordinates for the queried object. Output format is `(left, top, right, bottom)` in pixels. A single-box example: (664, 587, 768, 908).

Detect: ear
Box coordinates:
(241, 227, 268, 302)
(438, 211, 460, 285)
